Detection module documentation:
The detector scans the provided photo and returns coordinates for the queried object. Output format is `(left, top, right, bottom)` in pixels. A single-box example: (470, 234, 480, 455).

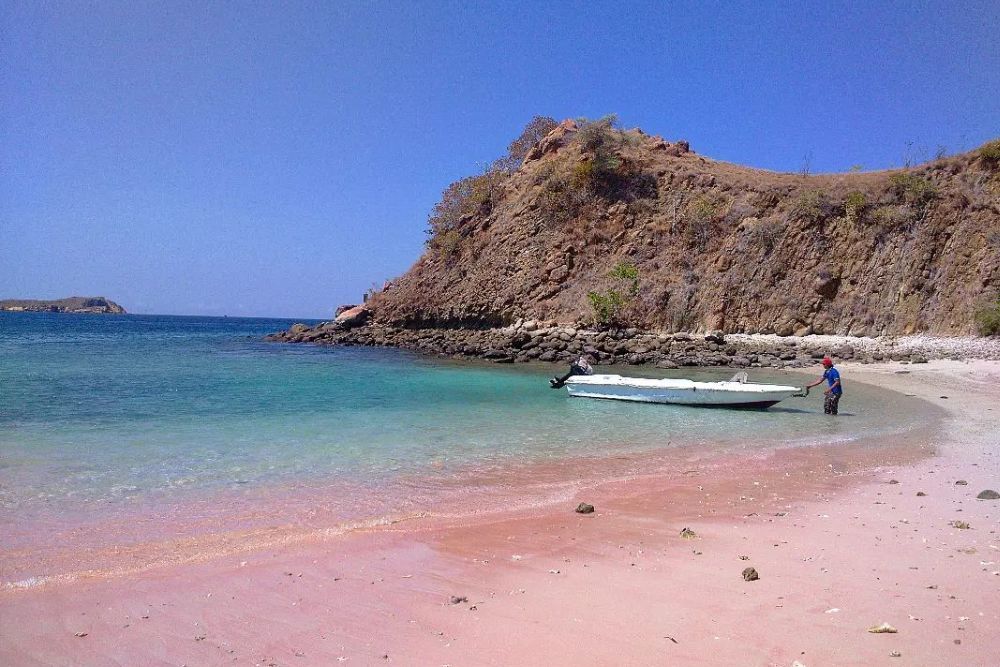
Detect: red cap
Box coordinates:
(822, 356, 833, 367)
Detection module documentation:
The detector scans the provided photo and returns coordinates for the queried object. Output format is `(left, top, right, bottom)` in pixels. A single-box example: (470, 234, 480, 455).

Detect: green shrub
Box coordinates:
(844, 191, 867, 223)
(608, 261, 640, 295)
(978, 140, 1000, 169)
(587, 262, 640, 326)
(888, 172, 936, 208)
(429, 229, 461, 257)
(870, 205, 914, 232)
(587, 290, 627, 326)
(789, 189, 836, 225)
(975, 294, 1000, 336)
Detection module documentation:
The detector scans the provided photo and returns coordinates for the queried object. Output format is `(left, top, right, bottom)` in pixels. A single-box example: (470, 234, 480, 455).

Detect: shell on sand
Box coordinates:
(867, 622, 899, 634)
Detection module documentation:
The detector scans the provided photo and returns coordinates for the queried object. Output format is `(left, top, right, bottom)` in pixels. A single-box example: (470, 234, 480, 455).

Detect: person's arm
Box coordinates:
(824, 378, 840, 394)
(805, 375, 824, 389)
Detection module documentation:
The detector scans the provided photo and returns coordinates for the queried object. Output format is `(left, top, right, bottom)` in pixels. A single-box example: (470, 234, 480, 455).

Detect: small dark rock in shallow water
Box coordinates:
(742, 567, 759, 581)
(976, 489, 1000, 500)
(575, 502, 595, 514)
(888, 479, 899, 485)
(955, 480, 968, 485)
(450, 595, 468, 604)
(680, 527, 697, 539)
(916, 491, 927, 497)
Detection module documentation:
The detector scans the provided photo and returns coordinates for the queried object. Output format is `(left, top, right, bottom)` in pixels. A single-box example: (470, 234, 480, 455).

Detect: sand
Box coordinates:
(1, 361, 998, 666)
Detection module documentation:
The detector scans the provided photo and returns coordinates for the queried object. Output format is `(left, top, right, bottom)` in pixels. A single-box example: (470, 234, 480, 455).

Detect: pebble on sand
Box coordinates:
(575, 502, 595, 514)
(976, 489, 999, 500)
(450, 595, 468, 605)
(741, 567, 759, 581)
(680, 527, 697, 539)
(949, 520, 971, 529)
(955, 480, 968, 485)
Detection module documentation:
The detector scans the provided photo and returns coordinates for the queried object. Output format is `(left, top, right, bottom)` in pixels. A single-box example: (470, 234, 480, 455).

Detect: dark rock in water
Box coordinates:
(450, 595, 468, 604)
(575, 502, 595, 514)
(680, 527, 697, 539)
(955, 480, 968, 485)
(976, 489, 1000, 500)
(916, 491, 927, 497)
(742, 567, 759, 581)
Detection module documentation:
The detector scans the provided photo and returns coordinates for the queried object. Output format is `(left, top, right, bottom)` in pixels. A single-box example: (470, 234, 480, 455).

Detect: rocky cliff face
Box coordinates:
(0, 297, 126, 314)
(368, 121, 999, 336)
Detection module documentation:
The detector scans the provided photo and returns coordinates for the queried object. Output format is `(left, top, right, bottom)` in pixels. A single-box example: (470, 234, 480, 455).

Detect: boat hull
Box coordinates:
(563, 375, 799, 409)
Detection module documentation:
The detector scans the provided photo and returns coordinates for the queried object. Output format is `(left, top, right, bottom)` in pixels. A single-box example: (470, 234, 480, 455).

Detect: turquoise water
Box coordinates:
(0, 313, 925, 581)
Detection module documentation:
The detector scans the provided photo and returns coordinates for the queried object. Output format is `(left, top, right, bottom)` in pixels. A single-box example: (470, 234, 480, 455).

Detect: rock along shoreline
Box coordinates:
(265, 316, 1000, 368)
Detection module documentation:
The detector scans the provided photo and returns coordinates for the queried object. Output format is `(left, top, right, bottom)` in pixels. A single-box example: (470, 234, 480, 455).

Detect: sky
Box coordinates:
(2, 1, 998, 318)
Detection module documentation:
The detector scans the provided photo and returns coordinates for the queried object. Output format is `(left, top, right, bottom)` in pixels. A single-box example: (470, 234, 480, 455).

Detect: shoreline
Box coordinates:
(2, 360, 997, 665)
(267, 319, 1000, 368)
(0, 367, 929, 593)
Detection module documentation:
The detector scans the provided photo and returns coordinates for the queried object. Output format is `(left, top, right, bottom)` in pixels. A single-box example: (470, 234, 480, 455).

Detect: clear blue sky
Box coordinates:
(2, 1, 997, 318)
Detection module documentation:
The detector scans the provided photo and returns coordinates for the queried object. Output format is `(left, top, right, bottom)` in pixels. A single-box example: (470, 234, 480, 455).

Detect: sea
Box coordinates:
(0, 312, 927, 587)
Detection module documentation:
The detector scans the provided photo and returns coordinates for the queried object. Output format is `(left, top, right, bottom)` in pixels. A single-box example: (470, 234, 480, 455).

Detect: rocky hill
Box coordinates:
(0, 297, 126, 314)
(369, 119, 998, 337)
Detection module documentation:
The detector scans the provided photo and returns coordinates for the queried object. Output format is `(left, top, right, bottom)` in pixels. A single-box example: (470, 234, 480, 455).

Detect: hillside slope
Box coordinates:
(368, 120, 1000, 336)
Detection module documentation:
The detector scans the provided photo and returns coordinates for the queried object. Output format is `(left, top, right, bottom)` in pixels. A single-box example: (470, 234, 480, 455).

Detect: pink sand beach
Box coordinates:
(2, 361, 998, 666)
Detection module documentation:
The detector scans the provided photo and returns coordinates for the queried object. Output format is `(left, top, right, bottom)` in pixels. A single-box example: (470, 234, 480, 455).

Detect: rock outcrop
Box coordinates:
(270, 121, 1000, 362)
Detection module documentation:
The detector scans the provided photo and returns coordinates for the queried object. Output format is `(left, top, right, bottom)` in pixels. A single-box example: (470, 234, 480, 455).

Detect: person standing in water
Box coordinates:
(805, 356, 843, 414)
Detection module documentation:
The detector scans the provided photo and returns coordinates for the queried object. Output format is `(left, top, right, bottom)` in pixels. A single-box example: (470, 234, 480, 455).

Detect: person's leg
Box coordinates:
(831, 393, 841, 415)
(824, 393, 834, 414)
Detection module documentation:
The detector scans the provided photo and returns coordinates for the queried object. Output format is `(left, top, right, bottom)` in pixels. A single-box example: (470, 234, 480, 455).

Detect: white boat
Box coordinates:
(561, 373, 803, 409)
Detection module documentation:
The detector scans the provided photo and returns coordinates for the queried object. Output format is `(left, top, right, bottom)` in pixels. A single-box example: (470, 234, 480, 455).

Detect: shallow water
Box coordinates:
(0, 313, 934, 583)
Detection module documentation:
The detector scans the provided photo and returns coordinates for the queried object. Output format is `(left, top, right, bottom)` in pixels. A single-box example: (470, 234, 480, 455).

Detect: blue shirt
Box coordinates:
(823, 367, 843, 394)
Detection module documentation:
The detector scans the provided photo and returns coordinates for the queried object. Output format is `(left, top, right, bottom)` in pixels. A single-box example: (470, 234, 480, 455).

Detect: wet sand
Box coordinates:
(2, 361, 998, 666)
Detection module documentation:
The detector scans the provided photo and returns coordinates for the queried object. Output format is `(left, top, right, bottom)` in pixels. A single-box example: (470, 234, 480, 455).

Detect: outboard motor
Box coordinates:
(550, 358, 593, 388)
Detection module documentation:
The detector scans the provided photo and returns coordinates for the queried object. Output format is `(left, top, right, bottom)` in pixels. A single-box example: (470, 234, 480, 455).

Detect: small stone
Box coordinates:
(450, 595, 468, 605)
(889, 650, 902, 657)
(680, 527, 697, 539)
(575, 502, 595, 514)
(742, 567, 759, 581)
(976, 489, 1000, 500)
(867, 622, 898, 633)
(949, 520, 970, 529)
(74, 632, 88, 638)
(916, 491, 927, 497)
(194, 635, 206, 641)
(955, 480, 968, 486)
(888, 479, 899, 485)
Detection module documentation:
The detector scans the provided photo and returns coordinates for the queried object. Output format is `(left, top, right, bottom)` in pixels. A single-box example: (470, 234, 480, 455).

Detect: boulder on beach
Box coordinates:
(741, 567, 759, 581)
(976, 489, 999, 500)
(334, 305, 371, 329)
(575, 502, 595, 514)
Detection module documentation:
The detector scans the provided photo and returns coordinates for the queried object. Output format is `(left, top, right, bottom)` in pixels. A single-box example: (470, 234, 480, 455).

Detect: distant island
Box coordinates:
(0, 296, 126, 314)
